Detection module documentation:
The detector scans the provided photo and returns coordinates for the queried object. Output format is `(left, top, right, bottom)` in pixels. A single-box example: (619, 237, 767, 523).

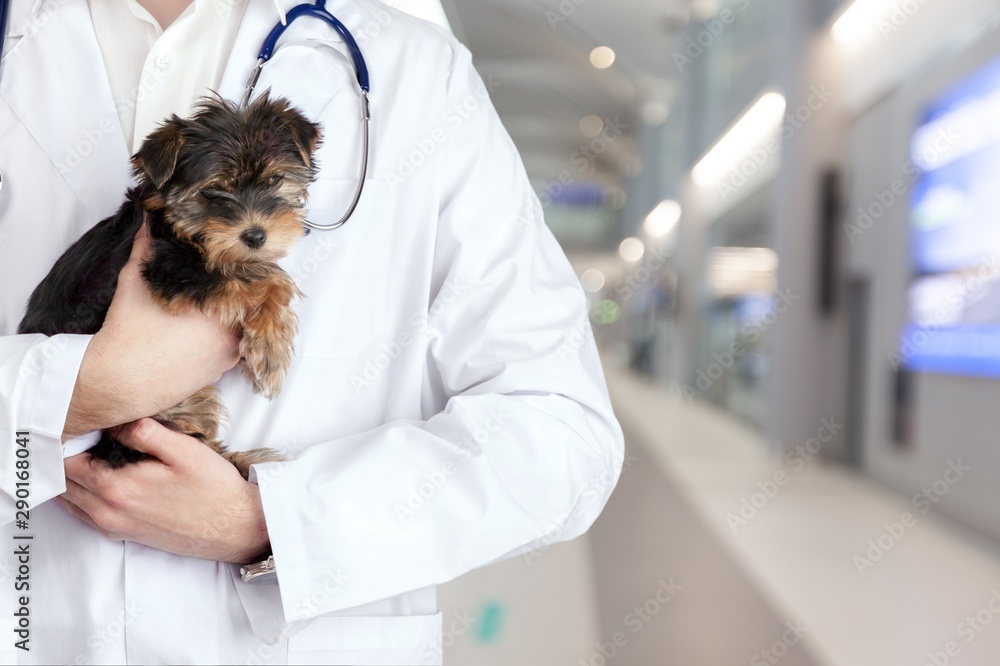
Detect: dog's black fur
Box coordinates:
(18, 186, 151, 466)
(18, 93, 322, 475)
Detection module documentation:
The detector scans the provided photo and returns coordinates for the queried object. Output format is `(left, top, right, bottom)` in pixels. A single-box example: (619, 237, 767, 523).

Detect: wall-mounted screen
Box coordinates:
(902, 55, 1000, 378)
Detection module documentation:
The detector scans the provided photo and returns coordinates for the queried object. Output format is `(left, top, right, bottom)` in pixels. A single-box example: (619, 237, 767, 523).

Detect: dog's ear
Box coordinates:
(132, 118, 186, 189)
(284, 111, 322, 168)
(250, 93, 322, 168)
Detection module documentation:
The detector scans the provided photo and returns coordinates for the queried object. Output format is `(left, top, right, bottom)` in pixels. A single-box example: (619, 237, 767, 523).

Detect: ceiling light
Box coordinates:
(692, 91, 786, 187)
(831, 0, 895, 44)
(581, 269, 607, 292)
(707, 247, 779, 297)
(579, 115, 604, 138)
(691, 0, 721, 21)
(619, 237, 645, 262)
(590, 46, 616, 69)
(642, 102, 670, 127)
(644, 200, 682, 237)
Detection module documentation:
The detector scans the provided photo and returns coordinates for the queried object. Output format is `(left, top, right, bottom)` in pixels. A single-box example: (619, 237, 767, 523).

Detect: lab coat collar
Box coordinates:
(17, 0, 289, 24)
(271, 0, 367, 27)
(6, 0, 43, 36)
(0, 0, 132, 219)
(216, 0, 366, 104)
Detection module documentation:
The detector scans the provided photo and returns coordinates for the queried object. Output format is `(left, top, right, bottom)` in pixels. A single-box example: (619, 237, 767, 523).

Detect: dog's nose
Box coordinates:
(241, 228, 267, 249)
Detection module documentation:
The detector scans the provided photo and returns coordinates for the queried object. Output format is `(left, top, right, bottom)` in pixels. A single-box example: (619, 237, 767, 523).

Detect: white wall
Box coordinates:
(765, 0, 851, 459)
(837, 0, 1000, 115)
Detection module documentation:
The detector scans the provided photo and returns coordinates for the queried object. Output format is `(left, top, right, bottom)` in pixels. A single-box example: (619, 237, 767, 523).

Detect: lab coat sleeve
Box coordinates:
(253, 44, 625, 620)
(0, 334, 92, 524)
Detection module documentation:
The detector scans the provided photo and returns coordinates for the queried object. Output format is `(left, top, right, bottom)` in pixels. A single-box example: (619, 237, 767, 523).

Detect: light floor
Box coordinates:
(440, 364, 1000, 665)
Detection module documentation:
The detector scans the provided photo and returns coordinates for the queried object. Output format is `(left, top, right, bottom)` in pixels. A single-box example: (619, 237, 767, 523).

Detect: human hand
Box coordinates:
(57, 418, 271, 563)
(63, 223, 241, 440)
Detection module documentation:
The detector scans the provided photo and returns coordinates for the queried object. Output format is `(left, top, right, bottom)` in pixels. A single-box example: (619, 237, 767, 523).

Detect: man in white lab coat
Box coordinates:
(0, 0, 624, 663)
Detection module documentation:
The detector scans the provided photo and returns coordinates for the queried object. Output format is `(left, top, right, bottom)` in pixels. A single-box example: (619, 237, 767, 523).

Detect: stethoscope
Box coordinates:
(0, 0, 370, 231)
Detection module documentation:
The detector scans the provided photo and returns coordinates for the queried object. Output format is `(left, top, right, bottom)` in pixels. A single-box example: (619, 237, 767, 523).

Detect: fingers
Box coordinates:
(55, 496, 101, 531)
(224, 330, 243, 365)
(64, 427, 171, 495)
(60, 478, 108, 516)
(64, 451, 115, 493)
(115, 223, 152, 291)
(128, 220, 152, 264)
(114, 418, 197, 465)
(57, 479, 115, 535)
(57, 483, 128, 539)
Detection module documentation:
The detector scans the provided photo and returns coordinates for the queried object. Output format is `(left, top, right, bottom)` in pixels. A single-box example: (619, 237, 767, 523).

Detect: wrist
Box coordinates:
(230, 482, 271, 564)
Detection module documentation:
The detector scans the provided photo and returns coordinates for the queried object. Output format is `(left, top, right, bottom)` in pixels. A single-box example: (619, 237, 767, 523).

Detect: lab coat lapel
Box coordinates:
(0, 0, 132, 219)
(217, 0, 275, 103)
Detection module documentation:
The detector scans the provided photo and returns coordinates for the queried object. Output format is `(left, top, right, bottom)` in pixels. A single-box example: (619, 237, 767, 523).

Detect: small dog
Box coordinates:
(18, 93, 322, 478)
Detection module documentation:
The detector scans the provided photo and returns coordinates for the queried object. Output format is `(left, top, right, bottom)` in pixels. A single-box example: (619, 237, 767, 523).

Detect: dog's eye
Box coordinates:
(265, 174, 283, 188)
(200, 189, 228, 202)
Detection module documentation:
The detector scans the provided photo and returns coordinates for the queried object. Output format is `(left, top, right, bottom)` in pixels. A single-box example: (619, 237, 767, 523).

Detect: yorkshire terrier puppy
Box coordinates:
(18, 93, 322, 478)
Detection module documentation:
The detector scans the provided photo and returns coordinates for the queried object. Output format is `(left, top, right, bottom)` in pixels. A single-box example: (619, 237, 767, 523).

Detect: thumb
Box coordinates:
(118, 221, 152, 284)
(115, 418, 194, 465)
(129, 219, 152, 264)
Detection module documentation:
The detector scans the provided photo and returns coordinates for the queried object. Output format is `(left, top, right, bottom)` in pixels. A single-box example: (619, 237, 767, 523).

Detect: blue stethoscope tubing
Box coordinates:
(0, 0, 371, 231)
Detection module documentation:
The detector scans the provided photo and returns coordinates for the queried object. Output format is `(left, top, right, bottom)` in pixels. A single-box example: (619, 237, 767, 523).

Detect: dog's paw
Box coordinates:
(224, 447, 285, 480)
(240, 333, 291, 400)
(241, 348, 287, 399)
(154, 386, 225, 440)
(241, 301, 297, 399)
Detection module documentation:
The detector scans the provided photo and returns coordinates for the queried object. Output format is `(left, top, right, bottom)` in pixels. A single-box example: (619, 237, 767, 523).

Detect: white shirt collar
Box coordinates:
(272, 0, 300, 26)
(29, 0, 292, 25)
(273, 0, 287, 25)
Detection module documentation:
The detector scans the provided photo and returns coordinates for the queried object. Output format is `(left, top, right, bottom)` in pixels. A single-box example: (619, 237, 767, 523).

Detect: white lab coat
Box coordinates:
(0, 0, 624, 664)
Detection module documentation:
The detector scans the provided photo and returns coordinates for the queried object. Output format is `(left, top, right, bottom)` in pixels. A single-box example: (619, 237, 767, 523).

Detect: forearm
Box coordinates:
(62, 331, 147, 440)
(62, 313, 239, 440)
(253, 389, 622, 619)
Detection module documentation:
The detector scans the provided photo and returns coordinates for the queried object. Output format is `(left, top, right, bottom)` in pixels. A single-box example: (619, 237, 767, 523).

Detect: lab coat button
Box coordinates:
(154, 55, 171, 72)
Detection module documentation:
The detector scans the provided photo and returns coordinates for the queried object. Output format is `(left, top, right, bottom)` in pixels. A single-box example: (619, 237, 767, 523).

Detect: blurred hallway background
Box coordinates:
(389, 0, 1000, 663)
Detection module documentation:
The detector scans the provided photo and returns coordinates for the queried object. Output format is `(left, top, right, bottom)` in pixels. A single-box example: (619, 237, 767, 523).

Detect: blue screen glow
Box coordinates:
(903, 55, 1000, 378)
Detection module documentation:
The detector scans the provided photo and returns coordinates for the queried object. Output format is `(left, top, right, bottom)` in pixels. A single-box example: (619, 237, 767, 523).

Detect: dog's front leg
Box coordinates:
(236, 270, 301, 400)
